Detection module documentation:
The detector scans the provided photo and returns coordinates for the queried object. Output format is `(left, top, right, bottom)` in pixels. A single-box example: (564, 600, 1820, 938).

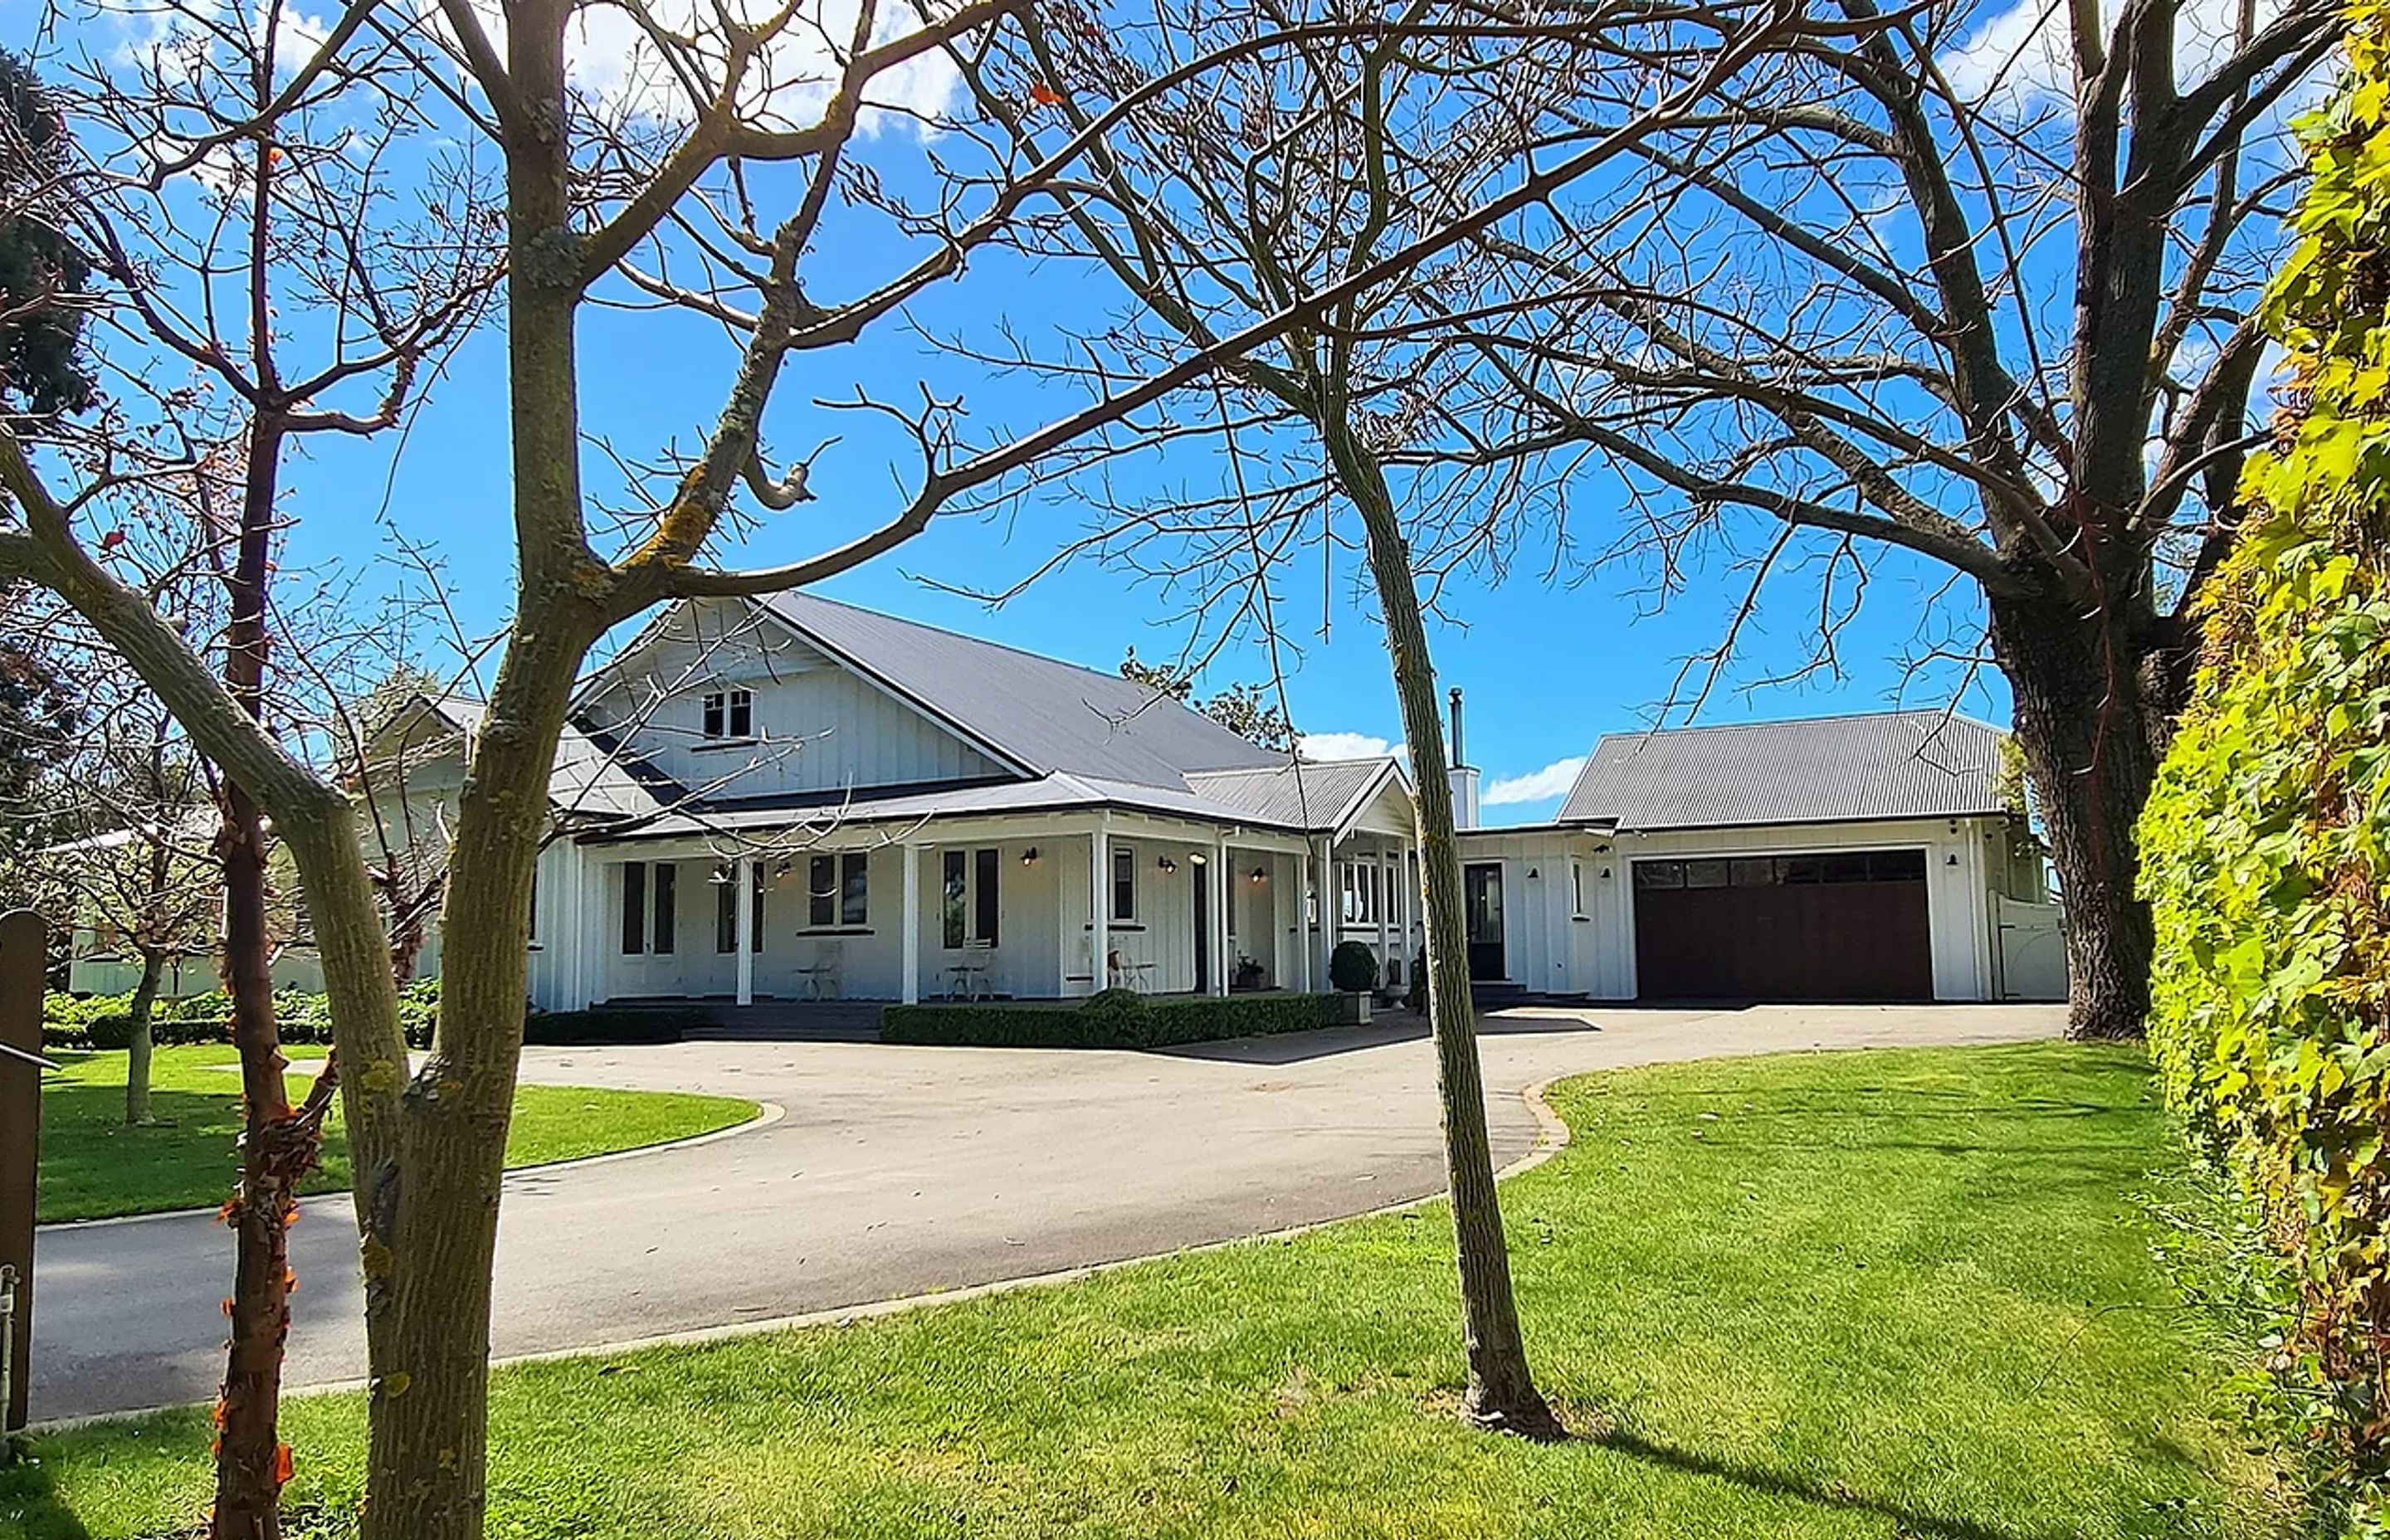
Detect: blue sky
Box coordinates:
(23, 7, 2017, 828)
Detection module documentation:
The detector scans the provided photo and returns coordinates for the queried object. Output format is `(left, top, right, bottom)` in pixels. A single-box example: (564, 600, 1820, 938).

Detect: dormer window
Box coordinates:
(701, 687, 754, 740)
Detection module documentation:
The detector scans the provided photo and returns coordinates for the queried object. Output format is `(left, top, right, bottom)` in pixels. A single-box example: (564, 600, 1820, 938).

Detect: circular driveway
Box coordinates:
(32, 1001, 2061, 1421)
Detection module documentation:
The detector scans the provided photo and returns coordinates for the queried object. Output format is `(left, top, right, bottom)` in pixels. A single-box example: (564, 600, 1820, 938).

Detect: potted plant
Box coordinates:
(1232, 954, 1267, 993)
(1329, 940, 1379, 1024)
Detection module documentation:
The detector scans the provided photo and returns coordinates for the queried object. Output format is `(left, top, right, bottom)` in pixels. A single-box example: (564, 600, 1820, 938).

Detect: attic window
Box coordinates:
(701, 688, 754, 740)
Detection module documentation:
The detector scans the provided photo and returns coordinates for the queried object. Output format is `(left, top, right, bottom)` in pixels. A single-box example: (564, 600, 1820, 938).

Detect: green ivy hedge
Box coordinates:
(882, 991, 1335, 1050)
(2139, 23, 2390, 1531)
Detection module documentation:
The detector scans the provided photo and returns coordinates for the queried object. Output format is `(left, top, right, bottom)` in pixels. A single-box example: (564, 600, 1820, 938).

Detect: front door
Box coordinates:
(1464, 862, 1505, 981)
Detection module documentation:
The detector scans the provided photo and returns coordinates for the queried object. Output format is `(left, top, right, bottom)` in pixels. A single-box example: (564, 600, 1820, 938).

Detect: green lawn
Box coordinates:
(2, 1042, 2286, 1540)
(36, 1045, 760, 1222)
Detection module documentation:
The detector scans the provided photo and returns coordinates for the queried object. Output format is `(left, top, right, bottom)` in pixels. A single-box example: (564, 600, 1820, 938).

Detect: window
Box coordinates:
(1570, 860, 1586, 917)
(809, 852, 871, 928)
(1111, 842, 1136, 921)
(975, 847, 1000, 947)
(651, 863, 676, 953)
(700, 687, 754, 740)
(1339, 861, 1379, 925)
(1634, 860, 1685, 890)
(713, 865, 767, 954)
(944, 849, 1002, 948)
(620, 861, 646, 954)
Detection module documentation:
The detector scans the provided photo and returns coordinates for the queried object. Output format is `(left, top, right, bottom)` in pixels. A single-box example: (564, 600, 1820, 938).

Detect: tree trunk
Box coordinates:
(1329, 425, 1562, 1440)
(213, 418, 307, 1540)
(362, 622, 590, 1540)
(124, 948, 163, 1126)
(1989, 591, 2159, 1041)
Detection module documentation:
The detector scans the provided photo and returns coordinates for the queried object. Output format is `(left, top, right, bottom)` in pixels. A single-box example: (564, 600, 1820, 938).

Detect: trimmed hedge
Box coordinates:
(34, 980, 661, 1052)
(2139, 29, 2390, 1533)
(882, 991, 1335, 1050)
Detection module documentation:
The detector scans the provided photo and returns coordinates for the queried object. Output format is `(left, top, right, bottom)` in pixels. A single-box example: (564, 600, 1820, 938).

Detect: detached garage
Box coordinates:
(1451, 711, 2066, 1005)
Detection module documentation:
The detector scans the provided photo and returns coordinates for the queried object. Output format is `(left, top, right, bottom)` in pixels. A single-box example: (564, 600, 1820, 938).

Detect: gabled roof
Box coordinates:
(756, 592, 1285, 787)
(1558, 710, 2012, 831)
(1184, 758, 1407, 840)
(421, 698, 679, 824)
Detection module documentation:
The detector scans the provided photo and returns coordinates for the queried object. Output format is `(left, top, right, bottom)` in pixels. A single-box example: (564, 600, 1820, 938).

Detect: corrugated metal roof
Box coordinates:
(1558, 711, 2012, 830)
(758, 592, 1285, 786)
(1183, 758, 1400, 835)
(430, 699, 678, 823)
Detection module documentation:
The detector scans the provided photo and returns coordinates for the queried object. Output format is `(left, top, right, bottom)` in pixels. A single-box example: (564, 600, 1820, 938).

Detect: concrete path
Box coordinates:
(31, 1002, 2061, 1421)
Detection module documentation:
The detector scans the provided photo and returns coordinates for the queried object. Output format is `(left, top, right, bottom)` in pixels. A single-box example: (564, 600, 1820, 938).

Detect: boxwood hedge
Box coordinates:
(882, 990, 1334, 1050)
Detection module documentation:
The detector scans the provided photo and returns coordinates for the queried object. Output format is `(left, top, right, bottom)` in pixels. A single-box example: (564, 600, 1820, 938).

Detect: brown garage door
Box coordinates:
(1632, 850, 1932, 1001)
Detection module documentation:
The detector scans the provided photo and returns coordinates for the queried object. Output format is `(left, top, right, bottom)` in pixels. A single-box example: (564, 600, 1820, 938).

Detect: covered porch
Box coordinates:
(565, 807, 1418, 1010)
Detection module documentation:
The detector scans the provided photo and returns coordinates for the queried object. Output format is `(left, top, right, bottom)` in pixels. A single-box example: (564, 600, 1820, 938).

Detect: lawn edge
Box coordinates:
(37, 1099, 783, 1232)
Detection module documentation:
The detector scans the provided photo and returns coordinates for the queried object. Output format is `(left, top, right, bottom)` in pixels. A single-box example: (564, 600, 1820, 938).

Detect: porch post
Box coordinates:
(734, 853, 755, 1006)
(1290, 849, 1310, 992)
(1210, 836, 1230, 996)
(1373, 844, 1390, 986)
(901, 844, 921, 1006)
(1313, 835, 1334, 988)
(1090, 821, 1110, 994)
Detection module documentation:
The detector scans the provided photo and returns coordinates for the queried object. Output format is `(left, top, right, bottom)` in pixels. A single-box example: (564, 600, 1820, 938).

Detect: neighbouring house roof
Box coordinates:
(1557, 710, 2014, 831)
(757, 592, 1287, 787)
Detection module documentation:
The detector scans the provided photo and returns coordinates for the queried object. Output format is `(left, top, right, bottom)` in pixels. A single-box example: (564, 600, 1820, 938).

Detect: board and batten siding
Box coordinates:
(579, 599, 1009, 798)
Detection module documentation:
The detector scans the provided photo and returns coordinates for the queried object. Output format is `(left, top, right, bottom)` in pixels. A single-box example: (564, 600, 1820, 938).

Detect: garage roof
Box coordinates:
(1558, 711, 2014, 831)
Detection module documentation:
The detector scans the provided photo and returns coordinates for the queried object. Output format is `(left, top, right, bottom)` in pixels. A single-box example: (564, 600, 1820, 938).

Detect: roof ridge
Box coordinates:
(1597, 708, 2005, 748)
(771, 591, 1182, 699)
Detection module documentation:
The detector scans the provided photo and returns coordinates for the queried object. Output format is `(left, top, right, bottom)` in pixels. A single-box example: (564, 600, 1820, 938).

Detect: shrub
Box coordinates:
(1329, 940, 1378, 994)
(2139, 32, 2390, 1530)
(882, 992, 1334, 1050)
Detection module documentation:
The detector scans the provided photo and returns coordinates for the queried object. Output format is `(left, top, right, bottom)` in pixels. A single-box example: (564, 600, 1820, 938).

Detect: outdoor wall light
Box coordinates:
(1250, 867, 1267, 885)
(1020, 846, 1039, 866)
(1188, 851, 1207, 866)
(1946, 853, 1961, 866)
(1526, 867, 1539, 880)
(1601, 868, 1613, 880)
(1158, 856, 1178, 875)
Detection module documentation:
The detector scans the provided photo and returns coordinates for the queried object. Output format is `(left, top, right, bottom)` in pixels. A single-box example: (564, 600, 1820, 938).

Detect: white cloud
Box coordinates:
(1300, 731, 1402, 763)
(1484, 757, 1588, 806)
(1939, 0, 2294, 114)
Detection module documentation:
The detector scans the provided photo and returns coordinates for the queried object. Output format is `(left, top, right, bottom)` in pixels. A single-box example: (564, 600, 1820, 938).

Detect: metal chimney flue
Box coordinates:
(1446, 688, 1480, 831)
(1448, 687, 1466, 770)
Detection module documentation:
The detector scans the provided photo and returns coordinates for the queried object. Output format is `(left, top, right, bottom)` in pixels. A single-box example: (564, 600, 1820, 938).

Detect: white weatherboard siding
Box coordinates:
(579, 599, 1008, 799)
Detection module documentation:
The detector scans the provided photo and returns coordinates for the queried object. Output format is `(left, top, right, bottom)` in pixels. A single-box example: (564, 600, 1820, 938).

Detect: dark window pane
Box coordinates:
(1113, 844, 1135, 921)
(810, 855, 836, 928)
(840, 852, 869, 927)
(621, 861, 646, 954)
(1685, 860, 1731, 889)
(1871, 849, 1928, 881)
(944, 850, 967, 948)
(1634, 861, 1684, 889)
(716, 872, 737, 953)
(1821, 853, 1871, 883)
(702, 693, 724, 738)
(1731, 858, 1776, 888)
(728, 689, 753, 738)
(975, 847, 999, 947)
(1780, 856, 1825, 885)
(652, 864, 677, 953)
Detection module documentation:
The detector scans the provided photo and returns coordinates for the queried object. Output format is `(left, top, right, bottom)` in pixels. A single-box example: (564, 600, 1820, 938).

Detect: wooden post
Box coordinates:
(0, 909, 44, 1438)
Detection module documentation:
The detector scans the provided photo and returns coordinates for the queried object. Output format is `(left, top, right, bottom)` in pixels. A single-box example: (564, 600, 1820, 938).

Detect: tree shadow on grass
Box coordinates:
(1584, 1426, 2060, 1540)
(0, 1446, 96, 1540)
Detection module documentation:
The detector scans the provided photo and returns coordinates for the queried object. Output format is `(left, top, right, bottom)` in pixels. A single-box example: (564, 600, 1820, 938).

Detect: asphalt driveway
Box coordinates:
(31, 1001, 2062, 1421)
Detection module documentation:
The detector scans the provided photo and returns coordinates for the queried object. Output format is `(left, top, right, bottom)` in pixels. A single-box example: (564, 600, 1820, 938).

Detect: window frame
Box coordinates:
(650, 862, 677, 954)
(700, 685, 755, 742)
(1111, 842, 1137, 923)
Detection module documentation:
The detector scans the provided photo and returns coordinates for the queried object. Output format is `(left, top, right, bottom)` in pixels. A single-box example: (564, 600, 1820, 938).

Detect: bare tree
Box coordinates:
(0, 0, 1693, 1530)
(1431, 0, 2340, 1038)
(935, 0, 1812, 1435)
